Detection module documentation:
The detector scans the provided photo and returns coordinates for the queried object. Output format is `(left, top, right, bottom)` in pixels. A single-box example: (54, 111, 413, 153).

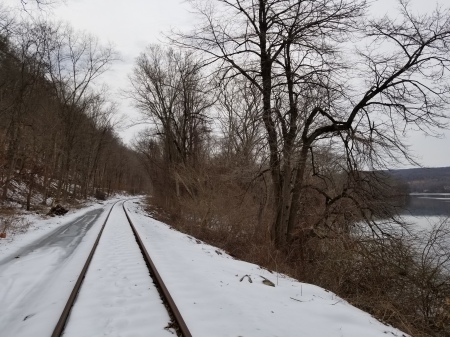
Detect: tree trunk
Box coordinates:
(2, 125, 20, 200)
(287, 145, 310, 242)
(26, 174, 34, 211)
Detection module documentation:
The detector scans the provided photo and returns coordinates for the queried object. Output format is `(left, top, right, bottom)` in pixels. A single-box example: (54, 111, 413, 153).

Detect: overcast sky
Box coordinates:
(4, 0, 450, 168)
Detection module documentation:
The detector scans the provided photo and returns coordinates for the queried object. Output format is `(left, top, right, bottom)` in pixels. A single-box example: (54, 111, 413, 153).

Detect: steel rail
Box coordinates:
(51, 200, 119, 337)
(122, 201, 193, 337)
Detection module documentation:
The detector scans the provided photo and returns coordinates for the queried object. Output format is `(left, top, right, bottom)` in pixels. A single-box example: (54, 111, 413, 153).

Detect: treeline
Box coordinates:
(389, 167, 450, 193)
(0, 17, 149, 209)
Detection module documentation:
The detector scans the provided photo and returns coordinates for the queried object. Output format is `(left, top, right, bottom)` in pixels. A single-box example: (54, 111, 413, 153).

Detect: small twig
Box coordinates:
(290, 297, 303, 302)
(239, 274, 252, 283)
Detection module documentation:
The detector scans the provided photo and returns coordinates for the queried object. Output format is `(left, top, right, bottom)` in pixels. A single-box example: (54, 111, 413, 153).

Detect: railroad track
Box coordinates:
(51, 200, 192, 337)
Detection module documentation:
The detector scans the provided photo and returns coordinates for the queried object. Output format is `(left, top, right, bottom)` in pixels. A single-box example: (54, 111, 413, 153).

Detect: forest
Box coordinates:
(0, 10, 150, 209)
(1, 0, 450, 336)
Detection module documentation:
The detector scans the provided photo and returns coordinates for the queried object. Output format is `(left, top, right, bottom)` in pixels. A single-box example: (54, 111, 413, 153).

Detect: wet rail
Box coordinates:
(51, 200, 192, 337)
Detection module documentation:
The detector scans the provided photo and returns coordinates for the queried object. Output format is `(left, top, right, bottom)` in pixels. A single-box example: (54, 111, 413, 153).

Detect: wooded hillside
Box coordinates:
(0, 18, 149, 209)
(388, 167, 450, 193)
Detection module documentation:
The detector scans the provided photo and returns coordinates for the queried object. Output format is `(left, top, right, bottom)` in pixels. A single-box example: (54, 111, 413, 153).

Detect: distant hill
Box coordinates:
(386, 167, 450, 193)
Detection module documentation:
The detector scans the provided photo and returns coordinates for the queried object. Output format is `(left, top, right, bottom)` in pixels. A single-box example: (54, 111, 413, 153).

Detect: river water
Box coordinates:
(399, 193, 450, 232)
(402, 193, 450, 217)
(397, 194, 450, 272)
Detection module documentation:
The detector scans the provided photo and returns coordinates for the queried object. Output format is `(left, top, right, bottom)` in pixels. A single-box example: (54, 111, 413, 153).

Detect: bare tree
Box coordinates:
(129, 45, 213, 198)
(20, 0, 63, 10)
(217, 77, 264, 165)
(173, 0, 450, 247)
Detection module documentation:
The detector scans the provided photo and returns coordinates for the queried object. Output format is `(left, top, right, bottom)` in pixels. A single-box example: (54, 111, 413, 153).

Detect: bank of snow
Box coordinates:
(127, 201, 408, 337)
(0, 197, 122, 261)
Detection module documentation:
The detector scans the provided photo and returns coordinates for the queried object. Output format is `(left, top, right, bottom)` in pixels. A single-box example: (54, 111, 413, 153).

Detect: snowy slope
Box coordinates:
(127, 201, 408, 337)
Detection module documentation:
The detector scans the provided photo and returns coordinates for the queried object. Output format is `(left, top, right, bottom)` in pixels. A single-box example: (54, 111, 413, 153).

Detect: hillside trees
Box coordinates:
(171, 0, 450, 247)
(0, 18, 149, 207)
(41, 23, 116, 200)
(0, 21, 49, 201)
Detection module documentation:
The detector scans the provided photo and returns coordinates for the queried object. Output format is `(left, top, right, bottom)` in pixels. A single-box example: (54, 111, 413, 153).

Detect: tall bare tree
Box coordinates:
(129, 45, 213, 197)
(173, 0, 450, 247)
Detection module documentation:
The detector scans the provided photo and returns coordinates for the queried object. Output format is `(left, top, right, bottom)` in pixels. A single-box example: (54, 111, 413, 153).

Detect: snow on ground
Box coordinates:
(0, 198, 125, 337)
(0, 197, 409, 337)
(126, 201, 408, 337)
(63, 201, 173, 337)
(0, 198, 111, 260)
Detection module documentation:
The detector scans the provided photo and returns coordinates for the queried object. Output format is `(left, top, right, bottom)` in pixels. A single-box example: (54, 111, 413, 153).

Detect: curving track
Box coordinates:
(51, 200, 192, 337)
